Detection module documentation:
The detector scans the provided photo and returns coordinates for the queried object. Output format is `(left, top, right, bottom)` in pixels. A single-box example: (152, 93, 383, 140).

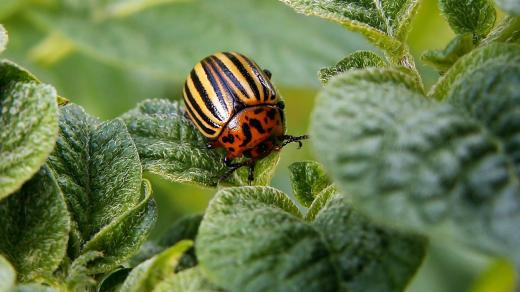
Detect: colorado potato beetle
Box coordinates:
(182, 52, 308, 183)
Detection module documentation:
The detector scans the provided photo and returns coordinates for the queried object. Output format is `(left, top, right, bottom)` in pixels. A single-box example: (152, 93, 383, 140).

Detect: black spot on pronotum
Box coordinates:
(222, 134, 235, 144)
(254, 108, 264, 114)
(267, 108, 277, 120)
(240, 123, 252, 146)
(249, 119, 266, 134)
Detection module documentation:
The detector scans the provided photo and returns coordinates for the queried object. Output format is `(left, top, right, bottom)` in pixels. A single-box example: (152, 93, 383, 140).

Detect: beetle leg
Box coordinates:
(280, 134, 309, 149)
(248, 163, 256, 185)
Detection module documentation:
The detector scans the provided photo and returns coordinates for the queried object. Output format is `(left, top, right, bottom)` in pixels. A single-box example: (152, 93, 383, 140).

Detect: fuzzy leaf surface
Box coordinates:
(311, 68, 520, 267)
(122, 99, 278, 187)
(197, 186, 426, 292)
(319, 51, 386, 84)
(0, 166, 70, 282)
(0, 63, 58, 200)
(430, 43, 520, 99)
(153, 267, 222, 292)
(288, 161, 331, 207)
(27, 0, 369, 88)
(48, 104, 156, 274)
(120, 240, 193, 292)
(279, 0, 420, 55)
(439, 0, 496, 38)
(421, 33, 475, 73)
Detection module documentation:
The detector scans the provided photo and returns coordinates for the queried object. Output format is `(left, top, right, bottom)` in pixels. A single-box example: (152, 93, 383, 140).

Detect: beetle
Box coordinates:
(182, 52, 308, 183)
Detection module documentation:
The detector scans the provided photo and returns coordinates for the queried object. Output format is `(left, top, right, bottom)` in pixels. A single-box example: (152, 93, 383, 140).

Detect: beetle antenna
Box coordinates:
(281, 135, 309, 149)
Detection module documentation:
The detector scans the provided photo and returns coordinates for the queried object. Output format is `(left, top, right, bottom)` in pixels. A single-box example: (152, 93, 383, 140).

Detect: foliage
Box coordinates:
(0, 0, 519, 291)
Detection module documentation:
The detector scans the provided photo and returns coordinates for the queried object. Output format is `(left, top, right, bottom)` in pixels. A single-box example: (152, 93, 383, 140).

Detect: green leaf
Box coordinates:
(447, 51, 520, 179)
(197, 186, 426, 291)
(439, 0, 496, 39)
(311, 68, 520, 268)
(430, 43, 520, 99)
(481, 16, 520, 45)
(0, 165, 70, 282)
(97, 267, 131, 292)
(153, 267, 222, 292)
(288, 161, 331, 207)
(0, 60, 39, 85)
(27, 0, 370, 88)
(48, 104, 157, 274)
(305, 184, 336, 221)
(120, 240, 193, 292)
(122, 99, 279, 187)
(319, 51, 386, 84)
(0, 254, 16, 291)
(278, 0, 420, 57)
(11, 283, 59, 292)
(496, 0, 520, 16)
(0, 65, 58, 200)
(421, 33, 475, 73)
(0, 25, 7, 54)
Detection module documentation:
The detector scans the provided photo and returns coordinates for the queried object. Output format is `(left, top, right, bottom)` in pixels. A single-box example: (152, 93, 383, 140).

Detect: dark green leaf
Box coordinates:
(120, 240, 193, 292)
(122, 99, 279, 187)
(0, 254, 16, 291)
(288, 161, 331, 207)
(97, 267, 131, 292)
(496, 0, 520, 16)
(0, 166, 70, 282)
(319, 51, 386, 84)
(197, 186, 426, 291)
(421, 33, 475, 73)
(27, 0, 370, 88)
(0, 25, 7, 54)
(279, 0, 420, 57)
(311, 68, 520, 268)
(430, 43, 520, 99)
(48, 104, 157, 274)
(439, 0, 496, 39)
(0, 62, 58, 200)
(153, 267, 223, 292)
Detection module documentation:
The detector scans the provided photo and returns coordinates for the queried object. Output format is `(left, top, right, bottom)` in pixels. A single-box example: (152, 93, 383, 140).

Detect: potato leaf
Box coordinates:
(319, 51, 386, 84)
(288, 161, 331, 207)
(0, 61, 58, 200)
(439, 0, 496, 39)
(495, 0, 520, 16)
(0, 25, 7, 54)
(0, 254, 16, 291)
(279, 0, 420, 58)
(311, 68, 520, 268)
(197, 186, 426, 291)
(0, 166, 70, 282)
(421, 33, 475, 73)
(153, 267, 222, 292)
(48, 104, 157, 274)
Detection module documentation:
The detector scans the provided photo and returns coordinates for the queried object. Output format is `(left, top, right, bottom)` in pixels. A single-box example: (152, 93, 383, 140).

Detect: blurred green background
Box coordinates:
(1, 0, 514, 291)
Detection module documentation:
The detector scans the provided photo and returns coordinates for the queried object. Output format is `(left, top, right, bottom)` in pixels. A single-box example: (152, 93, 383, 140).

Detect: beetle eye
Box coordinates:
(263, 69, 272, 79)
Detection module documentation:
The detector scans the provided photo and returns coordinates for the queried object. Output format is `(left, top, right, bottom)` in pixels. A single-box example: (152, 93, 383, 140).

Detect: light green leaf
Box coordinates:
(0, 25, 7, 54)
(421, 33, 475, 73)
(11, 284, 59, 292)
(120, 240, 193, 292)
(279, 0, 420, 58)
(288, 161, 331, 207)
(481, 16, 520, 45)
(27, 0, 370, 88)
(319, 51, 386, 84)
(439, 0, 496, 39)
(496, 0, 520, 16)
(0, 62, 58, 200)
(122, 99, 279, 187)
(0, 254, 16, 291)
(197, 186, 426, 291)
(429, 43, 520, 99)
(447, 52, 520, 178)
(48, 104, 157, 274)
(0, 166, 70, 282)
(311, 68, 520, 268)
(0, 60, 39, 85)
(305, 184, 336, 221)
(153, 267, 222, 292)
